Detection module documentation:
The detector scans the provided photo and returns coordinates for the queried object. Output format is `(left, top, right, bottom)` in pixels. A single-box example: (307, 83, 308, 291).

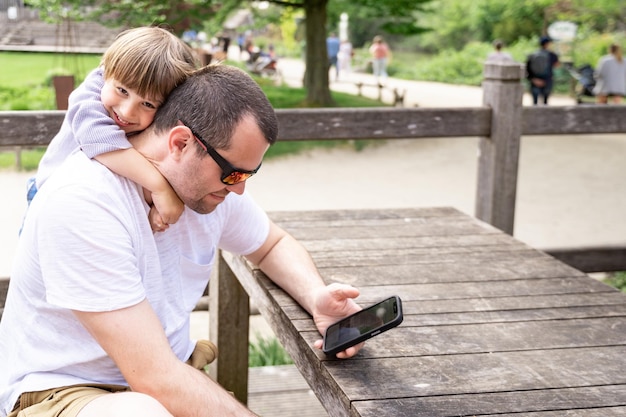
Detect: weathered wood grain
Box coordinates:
(476, 62, 525, 234)
(275, 108, 491, 140)
(351, 385, 626, 417)
(216, 208, 626, 416)
(323, 346, 626, 400)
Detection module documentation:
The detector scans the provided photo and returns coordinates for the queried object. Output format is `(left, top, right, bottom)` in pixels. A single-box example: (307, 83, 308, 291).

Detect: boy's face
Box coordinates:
(101, 78, 162, 134)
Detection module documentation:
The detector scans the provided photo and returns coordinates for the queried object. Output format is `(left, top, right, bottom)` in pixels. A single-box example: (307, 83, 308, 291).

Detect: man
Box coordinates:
(326, 32, 340, 80)
(0, 65, 363, 417)
(526, 36, 560, 105)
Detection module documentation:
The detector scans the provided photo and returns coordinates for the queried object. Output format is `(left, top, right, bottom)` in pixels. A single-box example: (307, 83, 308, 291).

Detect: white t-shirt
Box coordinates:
(0, 150, 269, 415)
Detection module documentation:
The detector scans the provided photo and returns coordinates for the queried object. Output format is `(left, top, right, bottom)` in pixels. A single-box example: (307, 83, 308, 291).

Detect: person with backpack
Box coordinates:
(526, 36, 560, 105)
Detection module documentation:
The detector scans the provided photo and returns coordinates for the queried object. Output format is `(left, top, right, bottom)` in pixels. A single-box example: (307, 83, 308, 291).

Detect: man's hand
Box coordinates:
(312, 283, 363, 358)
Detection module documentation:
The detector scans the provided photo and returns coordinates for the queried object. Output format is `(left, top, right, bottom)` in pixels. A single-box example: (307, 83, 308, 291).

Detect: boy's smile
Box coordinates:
(101, 78, 160, 134)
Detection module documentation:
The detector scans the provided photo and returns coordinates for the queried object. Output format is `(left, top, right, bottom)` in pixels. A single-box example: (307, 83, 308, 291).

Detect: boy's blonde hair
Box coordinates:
(101, 26, 198, 102)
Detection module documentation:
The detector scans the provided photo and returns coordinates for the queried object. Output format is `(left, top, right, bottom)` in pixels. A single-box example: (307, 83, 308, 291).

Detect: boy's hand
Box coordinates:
(151, 186, 184, 225)
(148, 206, 169, 233)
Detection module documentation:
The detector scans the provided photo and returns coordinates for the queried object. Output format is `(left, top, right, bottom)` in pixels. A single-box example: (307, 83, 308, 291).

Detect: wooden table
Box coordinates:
(216, 207, 626, 417)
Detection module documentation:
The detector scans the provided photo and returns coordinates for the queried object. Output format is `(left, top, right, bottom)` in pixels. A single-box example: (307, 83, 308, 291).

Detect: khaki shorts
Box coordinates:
(8, 339, 218, 416)
(8, 384, 130, 417)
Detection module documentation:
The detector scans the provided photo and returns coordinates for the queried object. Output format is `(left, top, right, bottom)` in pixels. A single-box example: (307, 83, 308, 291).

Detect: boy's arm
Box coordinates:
(96, 148, 184, 226)
(68, 69, 183, 226)
(67, 68, 133, 157)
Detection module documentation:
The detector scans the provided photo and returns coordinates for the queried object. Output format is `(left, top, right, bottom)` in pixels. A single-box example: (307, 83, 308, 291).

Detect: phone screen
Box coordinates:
(323, 296, 402, 355)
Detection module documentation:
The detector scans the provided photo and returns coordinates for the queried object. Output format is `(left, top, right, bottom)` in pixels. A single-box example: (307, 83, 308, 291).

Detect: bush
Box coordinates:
(0, 85, 55, 110)
(249, 335, 293, 367)
(604, 272, 626, 293)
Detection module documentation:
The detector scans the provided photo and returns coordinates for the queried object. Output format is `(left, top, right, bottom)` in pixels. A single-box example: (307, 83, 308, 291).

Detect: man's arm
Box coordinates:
(246, 221, 363, 358)
(73, 299, 256, 417)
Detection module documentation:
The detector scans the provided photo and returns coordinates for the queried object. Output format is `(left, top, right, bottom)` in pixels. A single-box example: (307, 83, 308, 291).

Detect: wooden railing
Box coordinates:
(1, 62, 625, 272)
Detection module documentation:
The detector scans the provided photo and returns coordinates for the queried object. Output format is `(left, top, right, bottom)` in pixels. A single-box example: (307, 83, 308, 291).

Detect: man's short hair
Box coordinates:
(152, 64, 278, 150)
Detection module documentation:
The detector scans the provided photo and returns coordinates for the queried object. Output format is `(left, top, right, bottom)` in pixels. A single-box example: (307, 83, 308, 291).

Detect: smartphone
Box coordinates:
(322, 295, 403, 356)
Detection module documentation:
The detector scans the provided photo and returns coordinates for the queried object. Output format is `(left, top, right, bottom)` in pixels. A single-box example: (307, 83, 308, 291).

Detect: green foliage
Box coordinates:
(328, 0, 434, 47)
(603, 272, 626, 293)
(249, 335, 293, 367)
(0, 148, 46, 172)
(0, 86, 55, 110)
(392, 42, 491, 85)
(412, 0, 626, 54)
(25, 0, 219, 33)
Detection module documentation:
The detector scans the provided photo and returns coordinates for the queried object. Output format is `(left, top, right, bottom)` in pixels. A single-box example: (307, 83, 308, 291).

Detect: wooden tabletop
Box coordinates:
(220, 207, 626, 417)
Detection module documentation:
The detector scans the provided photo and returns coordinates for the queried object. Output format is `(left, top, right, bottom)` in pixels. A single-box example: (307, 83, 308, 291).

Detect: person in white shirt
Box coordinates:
(0, 64, 363, 417)
(338, 39, 354, 78)
(593, 43, 626, 104)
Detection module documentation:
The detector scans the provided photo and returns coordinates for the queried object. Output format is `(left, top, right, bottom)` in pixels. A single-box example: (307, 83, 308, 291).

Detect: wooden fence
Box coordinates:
(1, 62, 625, 273)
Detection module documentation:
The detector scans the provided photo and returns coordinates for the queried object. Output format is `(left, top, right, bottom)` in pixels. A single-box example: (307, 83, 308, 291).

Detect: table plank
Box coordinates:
(352, 385, 626, 417)
(281, 291, 624, 318)
(298, 316, 626, 358)
(269, 277, 617, 311)
(323, 346, 626, 400)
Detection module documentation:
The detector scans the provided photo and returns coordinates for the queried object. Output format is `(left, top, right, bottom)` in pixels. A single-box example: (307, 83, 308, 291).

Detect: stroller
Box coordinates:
(246, 50, 280, 80)
(565, 63, 596, 104)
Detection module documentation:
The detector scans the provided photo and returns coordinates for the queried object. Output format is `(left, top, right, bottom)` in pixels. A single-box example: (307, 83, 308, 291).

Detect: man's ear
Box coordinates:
(168, 125, 193, 159)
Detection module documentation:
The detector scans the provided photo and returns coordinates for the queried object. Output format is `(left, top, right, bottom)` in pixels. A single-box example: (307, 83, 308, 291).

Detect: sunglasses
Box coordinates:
(179, 119, 261, 185)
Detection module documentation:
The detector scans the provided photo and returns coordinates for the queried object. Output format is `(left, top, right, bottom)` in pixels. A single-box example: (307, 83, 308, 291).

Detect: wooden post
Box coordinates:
(208, 251, 250, 404)
(475, 61, 525, 234)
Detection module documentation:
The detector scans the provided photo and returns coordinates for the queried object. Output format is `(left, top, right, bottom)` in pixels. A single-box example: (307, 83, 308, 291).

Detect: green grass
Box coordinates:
(249, 335, 293, 367)
(604, 272, 626, 293)
(0, 52, 102, 87)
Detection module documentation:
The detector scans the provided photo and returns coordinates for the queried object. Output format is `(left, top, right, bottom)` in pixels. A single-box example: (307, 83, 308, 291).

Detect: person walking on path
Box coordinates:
(337, 38, 353, 79)
(326, 32, 340, 80)
(526, 36, 560, 105)
(486, 39, 514, 63)
(369, 35, 391, 84)
(593, 43, 626, 104)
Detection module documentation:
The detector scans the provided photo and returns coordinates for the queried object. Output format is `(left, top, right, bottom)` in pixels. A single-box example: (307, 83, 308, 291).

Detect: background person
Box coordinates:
(526, 36, 560, 105)
(326, 32, 340, 80)
(337, 38, 353, 79)
(0, 64, 363, 417)
(369, 35, 391, 83)
(593, 43, 626, 104)
(486, 39, 514, 63)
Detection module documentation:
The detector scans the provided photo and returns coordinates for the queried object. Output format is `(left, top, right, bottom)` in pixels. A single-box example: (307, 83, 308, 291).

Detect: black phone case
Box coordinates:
(322, 296, 403, 355)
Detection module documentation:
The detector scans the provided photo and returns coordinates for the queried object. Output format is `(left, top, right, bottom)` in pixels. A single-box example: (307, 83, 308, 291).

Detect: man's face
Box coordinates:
(101, 78, 162, 134)
(169, 115, 269, 214)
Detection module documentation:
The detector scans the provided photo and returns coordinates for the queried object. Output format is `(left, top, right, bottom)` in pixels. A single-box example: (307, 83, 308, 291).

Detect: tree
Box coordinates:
(25, 0, 433, 106)
(280, 0, 433, 105)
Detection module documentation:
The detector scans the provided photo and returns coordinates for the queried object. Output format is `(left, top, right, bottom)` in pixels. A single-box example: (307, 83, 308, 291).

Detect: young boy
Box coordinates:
(31, 26, 198, 231)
